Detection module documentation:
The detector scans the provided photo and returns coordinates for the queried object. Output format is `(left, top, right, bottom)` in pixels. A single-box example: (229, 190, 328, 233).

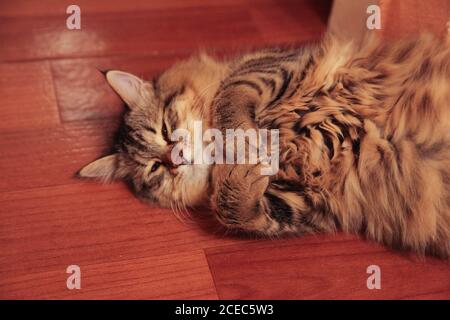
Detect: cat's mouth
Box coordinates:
(162, 144, 192, 169)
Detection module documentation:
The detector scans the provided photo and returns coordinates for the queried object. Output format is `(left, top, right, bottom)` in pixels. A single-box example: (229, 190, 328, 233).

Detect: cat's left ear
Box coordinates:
(78, 154, 121, 182)
(105, 70, 148, 109)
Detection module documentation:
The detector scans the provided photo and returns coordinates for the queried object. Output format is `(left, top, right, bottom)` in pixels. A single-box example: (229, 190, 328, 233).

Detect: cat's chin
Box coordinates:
(151, 164, 211, 209)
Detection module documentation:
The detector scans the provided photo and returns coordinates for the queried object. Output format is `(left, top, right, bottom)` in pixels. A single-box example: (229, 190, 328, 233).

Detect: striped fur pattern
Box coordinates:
(80, 35, 450, 259)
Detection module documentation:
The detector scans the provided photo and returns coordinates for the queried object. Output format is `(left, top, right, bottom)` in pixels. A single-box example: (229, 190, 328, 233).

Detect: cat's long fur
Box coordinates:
(80, 34, 450, 259)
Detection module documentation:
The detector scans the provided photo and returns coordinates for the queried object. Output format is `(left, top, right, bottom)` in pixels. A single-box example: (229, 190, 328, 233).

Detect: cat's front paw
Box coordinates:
(212, 163, 270, 227)
(230, 163, 270, 199)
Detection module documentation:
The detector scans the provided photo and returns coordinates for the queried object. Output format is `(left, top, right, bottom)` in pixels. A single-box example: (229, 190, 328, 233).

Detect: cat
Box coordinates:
(79, 34, 450, 260)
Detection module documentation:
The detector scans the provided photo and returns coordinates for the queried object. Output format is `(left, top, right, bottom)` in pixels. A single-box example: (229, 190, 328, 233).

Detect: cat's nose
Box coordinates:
(175, 149, 191, 165)
(161, 145, 178, 169)
(161, 144, 189, 169)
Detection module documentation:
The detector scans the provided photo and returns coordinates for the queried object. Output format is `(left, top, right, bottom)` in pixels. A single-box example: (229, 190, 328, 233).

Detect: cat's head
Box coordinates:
(79, 54, 227, 209)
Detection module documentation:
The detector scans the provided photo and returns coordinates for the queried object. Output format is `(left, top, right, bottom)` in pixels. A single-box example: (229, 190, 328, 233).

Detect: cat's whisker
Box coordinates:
(181, 184, 192, 219)
(170, 200, 185, 224)
(178, 188, 194, 223)
(169, 192, 193, 225)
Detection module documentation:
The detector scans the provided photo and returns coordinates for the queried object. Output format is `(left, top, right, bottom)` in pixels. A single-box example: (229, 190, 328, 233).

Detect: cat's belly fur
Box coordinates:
(253, 35, 450, 257)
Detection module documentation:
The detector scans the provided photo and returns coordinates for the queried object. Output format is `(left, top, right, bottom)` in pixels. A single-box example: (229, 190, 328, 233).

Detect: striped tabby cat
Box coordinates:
(79, 35, 450, 259)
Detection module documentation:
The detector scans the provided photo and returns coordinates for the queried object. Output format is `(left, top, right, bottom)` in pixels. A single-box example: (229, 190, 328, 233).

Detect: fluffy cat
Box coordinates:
(79, 34, 450, 259)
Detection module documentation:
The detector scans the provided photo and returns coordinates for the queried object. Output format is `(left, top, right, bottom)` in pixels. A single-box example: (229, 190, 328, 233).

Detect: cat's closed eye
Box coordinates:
(162, 123, 169, 141)
(150, 161, 161, 173)
(143, 125, 156, 134)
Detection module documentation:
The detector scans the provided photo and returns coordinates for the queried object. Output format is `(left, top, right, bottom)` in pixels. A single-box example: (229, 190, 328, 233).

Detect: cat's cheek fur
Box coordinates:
(148, 164, 211, 209)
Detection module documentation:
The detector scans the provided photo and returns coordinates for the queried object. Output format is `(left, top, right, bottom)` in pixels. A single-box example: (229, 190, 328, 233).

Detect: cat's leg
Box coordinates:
(211, 50, 304, 133)
(211, 162, 339, 235)
(209, 65, 280, 233)
(209, 50, 320, 234)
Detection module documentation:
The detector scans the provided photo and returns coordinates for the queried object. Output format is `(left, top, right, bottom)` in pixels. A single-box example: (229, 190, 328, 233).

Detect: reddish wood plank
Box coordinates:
(0, 182, 254, 278)
(0, 62, 59, 131)
(11, 0, 448, 301)
(381, 0, 450, 38)
(0, 250, 217, 299)
(0, 1, 331, 62)
(0, 0, 256, 17)
(0, 120, 119, 192)
(251, 0, 330, 43)
(0, 7, 260, 62)
(205, 235, 450, 299)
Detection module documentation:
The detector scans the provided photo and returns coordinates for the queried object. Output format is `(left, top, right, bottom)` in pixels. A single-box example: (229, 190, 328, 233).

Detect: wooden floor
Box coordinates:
(0, 0, 449, 300)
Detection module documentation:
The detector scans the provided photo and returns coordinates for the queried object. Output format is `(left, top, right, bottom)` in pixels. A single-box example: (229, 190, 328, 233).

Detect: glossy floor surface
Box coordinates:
(0, 0, 449, 299)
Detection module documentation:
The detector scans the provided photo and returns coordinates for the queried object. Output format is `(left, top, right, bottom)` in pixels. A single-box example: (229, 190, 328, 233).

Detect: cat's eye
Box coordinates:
(162, 123, 169, 141)
(150, 161, 161, 173)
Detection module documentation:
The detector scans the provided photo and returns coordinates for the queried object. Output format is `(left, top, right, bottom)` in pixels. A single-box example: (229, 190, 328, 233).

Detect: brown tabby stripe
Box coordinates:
(119, 124, 148, 153)
(267, 68, 293, 108)
(231, 53, 298, 77)
(264, 192, 293, 225)
(142, 125, 156, 134)
(293, 123, 311, 138)
(321, 131, 335, 159)
(164, 91, 179, 108)
(259, 77, 277, 95)
(146, 172, 164, 191)
(223, 80, 263, 96)
(239, 52, 299, 69)
(272, 179, 304, 193)
(299, 214, 324, 232)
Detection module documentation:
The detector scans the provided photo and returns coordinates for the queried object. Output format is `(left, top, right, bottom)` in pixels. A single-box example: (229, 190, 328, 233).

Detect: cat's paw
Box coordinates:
(228, 163, 270, 199)
(212, 163, 270, 227)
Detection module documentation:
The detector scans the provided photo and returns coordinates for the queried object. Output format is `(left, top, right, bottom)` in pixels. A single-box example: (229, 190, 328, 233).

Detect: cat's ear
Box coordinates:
(78, 154, 120, 182)
(105, 70, 147, 109)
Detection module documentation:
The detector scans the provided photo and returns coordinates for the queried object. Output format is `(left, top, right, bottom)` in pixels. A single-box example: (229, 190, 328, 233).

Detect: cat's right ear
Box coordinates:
(105, 70, 149, 109)
(78, 154, 121, 182)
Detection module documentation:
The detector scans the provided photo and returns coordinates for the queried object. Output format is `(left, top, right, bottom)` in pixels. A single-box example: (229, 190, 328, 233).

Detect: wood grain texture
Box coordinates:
(251, 0, 331, 43)
(380, 0, 450, 37)
(0, 183, 253, 275)
(0, 0, 269, 17)
(1, 250, 218, 299)
(0, 62, 60, 132)
(0, 182, 255, 299)
(0, 7, 256, 62)
(1, 0, 449, 300)
(0, 0, 329, 62)
(205, 235, 450, 300)
(0, 120, 119, 191)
